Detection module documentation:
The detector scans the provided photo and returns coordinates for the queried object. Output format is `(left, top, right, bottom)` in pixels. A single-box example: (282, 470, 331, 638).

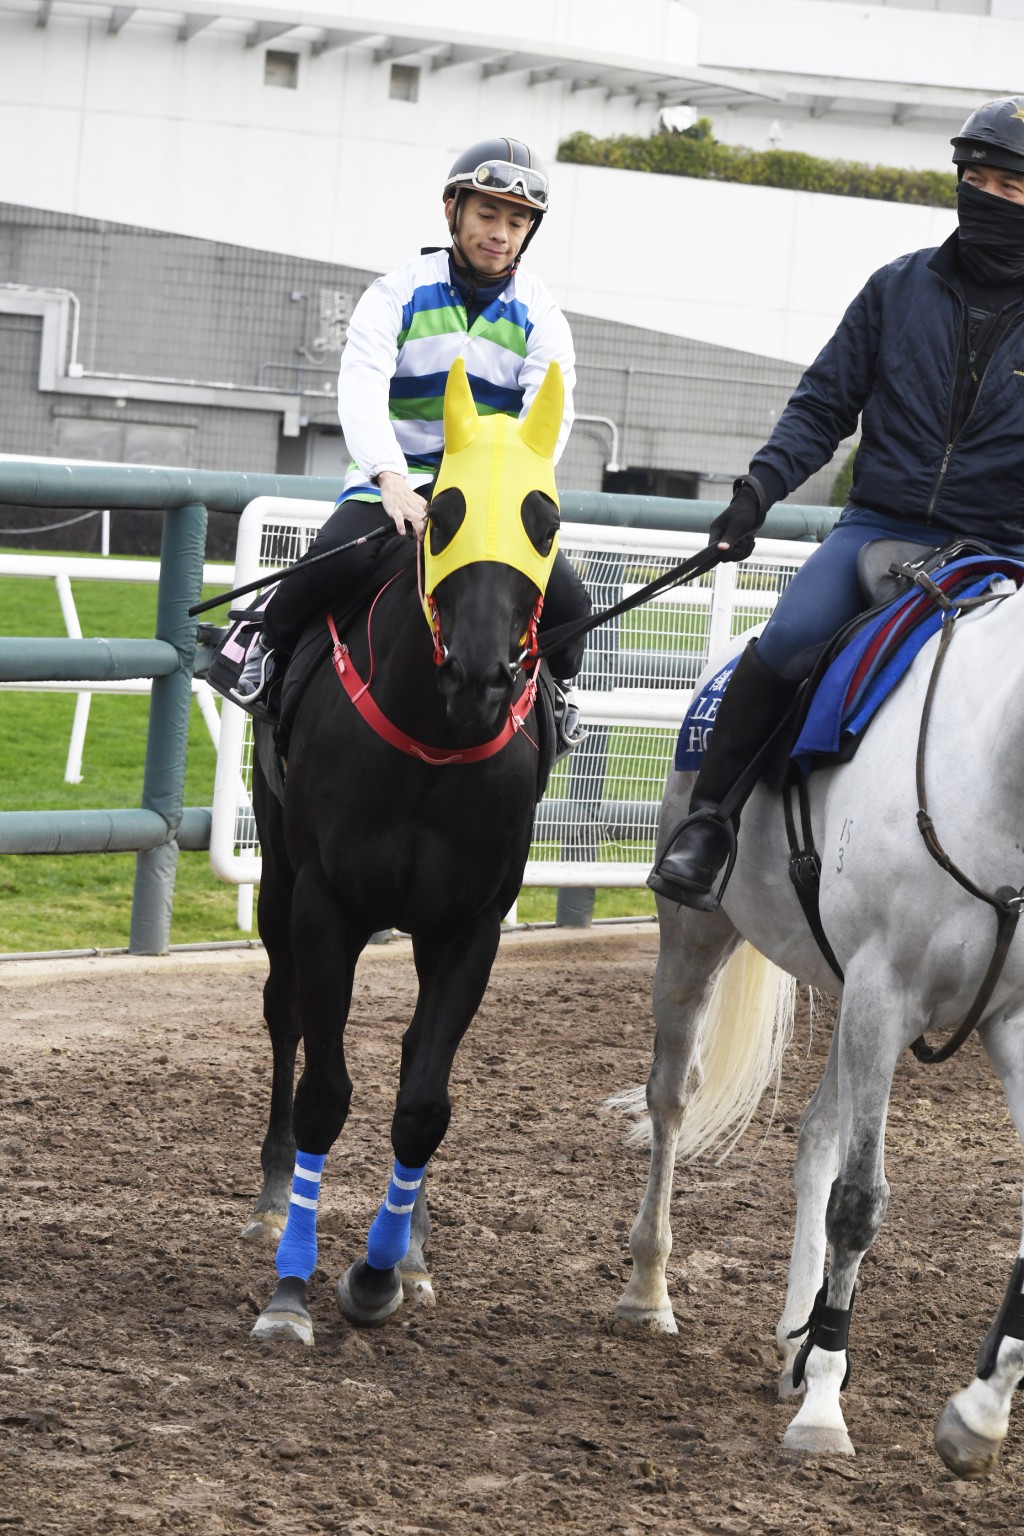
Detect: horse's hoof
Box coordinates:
(250, 1309, 314, 1347)
(935, 1401, 1002, 1479)
(240, 1210, 287, 1244)
(336, 1261, 404, 1328)
(610, 1302, 679, 1335)
(399, 1268, 436, 1308)
(781, 1422, 855, 1457)
(250, 1276, 314, 1347)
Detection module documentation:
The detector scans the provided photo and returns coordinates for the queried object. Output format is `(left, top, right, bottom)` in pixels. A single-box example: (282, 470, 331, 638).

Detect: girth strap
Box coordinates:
(911, 603, 1024, 1064)
(783, 767, 844, 986)
(780, 571, 1023, 1064)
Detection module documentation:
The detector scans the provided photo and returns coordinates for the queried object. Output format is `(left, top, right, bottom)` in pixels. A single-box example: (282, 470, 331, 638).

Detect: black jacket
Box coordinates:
(752, 233, 1024, 543)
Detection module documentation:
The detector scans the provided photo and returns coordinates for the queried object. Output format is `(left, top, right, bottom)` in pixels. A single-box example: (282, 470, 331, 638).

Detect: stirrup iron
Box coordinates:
(647, 808, 739, 912)
(553, 682, 587, 756)
(231, 637, 276, 706)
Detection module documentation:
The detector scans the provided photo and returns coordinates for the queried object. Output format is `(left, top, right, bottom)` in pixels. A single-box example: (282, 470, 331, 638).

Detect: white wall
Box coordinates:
(0, 10, 666, 250)
(0, 0, 978, 365)
(545, 164, 958, 364)
(699, 0, 1021, 99)
(696, 0, 1021, 171)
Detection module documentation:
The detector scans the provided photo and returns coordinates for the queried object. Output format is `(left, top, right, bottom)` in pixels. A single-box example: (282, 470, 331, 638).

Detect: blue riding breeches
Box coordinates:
(754, 507, 1024, 683)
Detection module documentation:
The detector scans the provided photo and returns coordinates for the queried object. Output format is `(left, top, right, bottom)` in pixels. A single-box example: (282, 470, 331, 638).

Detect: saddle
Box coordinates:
(673, 538, 1007, 784)
(276, 538, 417, 750)
(672, 537, 1022, 985)
(781, 538, 1024, 986)
(786, 537, 1019, 778)
(203, 536, 415, 740)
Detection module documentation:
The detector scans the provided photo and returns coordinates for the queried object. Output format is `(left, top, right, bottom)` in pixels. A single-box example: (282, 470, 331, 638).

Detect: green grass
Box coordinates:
(513, 886, 655, 925)
(0, 555, 656, 952)
(0, 557, 246, 952)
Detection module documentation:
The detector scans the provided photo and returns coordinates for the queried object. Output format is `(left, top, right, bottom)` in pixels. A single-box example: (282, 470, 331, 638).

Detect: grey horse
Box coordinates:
(613, 573, 1024, 1476)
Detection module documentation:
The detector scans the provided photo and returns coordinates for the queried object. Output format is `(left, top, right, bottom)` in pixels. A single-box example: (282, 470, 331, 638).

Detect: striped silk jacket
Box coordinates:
(335, 248, 576, 502)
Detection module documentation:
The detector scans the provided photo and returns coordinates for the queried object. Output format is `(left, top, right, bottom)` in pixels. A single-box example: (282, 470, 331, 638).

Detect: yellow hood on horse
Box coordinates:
(423, 356, 563, 619)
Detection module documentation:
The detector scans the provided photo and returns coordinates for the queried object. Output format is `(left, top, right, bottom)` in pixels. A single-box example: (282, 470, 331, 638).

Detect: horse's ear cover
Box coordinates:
(425, 358, 562, 610)
(442, 355, 480, 455)
(518, 361, 563, 460)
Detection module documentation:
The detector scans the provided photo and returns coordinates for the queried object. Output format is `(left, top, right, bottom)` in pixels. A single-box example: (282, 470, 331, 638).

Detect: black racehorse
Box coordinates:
(242, 357, 567, 1344)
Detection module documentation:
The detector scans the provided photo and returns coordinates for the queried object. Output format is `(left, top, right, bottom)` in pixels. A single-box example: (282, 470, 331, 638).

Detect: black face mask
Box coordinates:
(956, 179, 1024, 284)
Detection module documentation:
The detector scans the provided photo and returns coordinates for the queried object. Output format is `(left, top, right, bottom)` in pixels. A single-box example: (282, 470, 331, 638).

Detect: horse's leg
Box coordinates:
(613, 899, 740, 1333)
(242, 759, 302, 1244)
(776, 1013, 840, 1397)
(782, 964, 900, 1457)
(251, 865, 362, 1347)
(934, 1009, 1024, 1478)
(337, 911, 501, 1327)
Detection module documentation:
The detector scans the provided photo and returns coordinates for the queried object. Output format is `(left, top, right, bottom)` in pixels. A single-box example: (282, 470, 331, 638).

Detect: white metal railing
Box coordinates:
(209, 498, 816, 889)
(0, 549, 256, 928)
(0, 552, 232, 768)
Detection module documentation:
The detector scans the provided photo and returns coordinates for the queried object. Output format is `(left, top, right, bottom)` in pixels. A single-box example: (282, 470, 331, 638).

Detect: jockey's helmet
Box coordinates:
(443, 137, 549, 259)
(951, 98, 1024, 178)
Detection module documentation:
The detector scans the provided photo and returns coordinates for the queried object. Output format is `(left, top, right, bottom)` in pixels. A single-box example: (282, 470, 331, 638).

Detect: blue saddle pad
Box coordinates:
(675, 554, 1024, 777)
(675, 654, 743, 771)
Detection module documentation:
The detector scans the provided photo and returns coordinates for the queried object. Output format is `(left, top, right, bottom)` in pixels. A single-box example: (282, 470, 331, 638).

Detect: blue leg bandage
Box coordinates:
(366, 1160, 426, 1270)
(274, 1150, 327, 1281)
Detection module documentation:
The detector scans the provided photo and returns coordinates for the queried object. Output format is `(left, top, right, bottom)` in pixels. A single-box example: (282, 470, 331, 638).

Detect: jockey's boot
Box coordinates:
(230, 633, 280, 720)
(647, 643, 799, 910)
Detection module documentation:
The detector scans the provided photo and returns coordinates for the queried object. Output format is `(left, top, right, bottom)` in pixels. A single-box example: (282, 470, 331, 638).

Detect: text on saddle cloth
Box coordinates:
(675, 652, 743, 772)
(675, 554, 1024, 778)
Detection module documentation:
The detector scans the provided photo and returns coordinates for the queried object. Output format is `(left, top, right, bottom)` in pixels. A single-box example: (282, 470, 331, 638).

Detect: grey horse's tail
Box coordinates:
(609, 941, 796, 1164)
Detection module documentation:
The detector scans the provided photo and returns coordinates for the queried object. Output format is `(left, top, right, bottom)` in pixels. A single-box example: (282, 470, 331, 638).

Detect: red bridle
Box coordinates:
(418, 537, 544, 671)
(326, 571, 540, 765)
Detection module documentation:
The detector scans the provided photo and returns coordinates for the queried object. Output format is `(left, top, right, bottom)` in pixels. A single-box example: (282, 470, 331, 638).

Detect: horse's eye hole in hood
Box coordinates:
(428, 488, 467, 557)
(521, 490, 559, 558)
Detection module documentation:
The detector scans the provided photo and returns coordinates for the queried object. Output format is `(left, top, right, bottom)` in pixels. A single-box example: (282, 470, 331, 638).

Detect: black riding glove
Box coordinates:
(707, 476, 767, 562)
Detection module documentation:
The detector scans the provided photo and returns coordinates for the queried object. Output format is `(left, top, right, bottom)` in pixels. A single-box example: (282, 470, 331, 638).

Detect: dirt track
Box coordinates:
(2, 926, 1024, 1535)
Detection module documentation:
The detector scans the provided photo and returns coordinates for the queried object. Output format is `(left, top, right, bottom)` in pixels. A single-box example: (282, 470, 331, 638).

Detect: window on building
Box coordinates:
(265, 51, 299, 89)
(389, 63, 420, 103)
(601, 468, 700, 499)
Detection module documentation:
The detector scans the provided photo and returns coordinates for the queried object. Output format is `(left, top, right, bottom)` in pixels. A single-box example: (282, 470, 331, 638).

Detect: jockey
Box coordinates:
(649, 96, 1024, 910)
(232, 135, 591, 732)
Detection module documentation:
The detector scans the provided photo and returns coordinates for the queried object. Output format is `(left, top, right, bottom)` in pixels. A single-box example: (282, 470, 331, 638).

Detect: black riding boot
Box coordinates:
(647, 642, 799, 910)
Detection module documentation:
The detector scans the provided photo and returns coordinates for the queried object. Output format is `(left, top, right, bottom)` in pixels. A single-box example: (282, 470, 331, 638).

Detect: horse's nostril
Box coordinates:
(438, 655, 468, 691)
(438, 656, 514, 698)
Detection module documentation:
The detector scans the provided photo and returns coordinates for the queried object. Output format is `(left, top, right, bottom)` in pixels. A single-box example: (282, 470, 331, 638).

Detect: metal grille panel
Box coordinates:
(209, 501, 814, 887)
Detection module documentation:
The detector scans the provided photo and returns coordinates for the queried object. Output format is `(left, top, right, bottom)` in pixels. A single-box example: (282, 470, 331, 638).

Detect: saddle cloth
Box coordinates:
(675, 553, 1024, 777)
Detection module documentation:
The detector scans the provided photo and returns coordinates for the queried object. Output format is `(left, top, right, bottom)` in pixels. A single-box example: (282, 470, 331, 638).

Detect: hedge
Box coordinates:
(557, 123, 957, 209)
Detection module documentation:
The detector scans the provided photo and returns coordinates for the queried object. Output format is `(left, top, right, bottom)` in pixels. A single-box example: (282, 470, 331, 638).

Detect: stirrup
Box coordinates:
(553, 682, 587, 757)
(230, 638, 276, 705)
(646, 808, 739, 913)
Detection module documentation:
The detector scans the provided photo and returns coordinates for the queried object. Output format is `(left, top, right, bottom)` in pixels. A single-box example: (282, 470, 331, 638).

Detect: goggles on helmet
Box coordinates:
(449, 159, 549, 211)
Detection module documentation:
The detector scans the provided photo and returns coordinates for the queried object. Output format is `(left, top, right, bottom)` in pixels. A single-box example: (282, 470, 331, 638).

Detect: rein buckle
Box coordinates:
(789, 850, 822, 900)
